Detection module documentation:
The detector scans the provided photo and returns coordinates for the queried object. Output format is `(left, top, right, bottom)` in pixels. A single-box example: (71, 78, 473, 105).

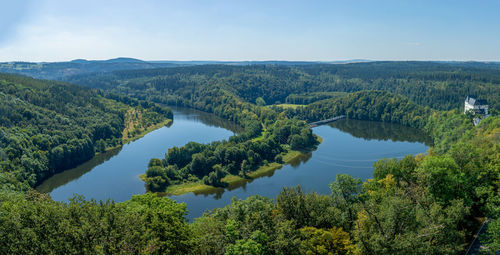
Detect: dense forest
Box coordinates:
(65, 61, 500, 112)
(0, 58, 177, 80)
(0, 73, 172, 190)
(0, 61, 499, 254)
(1, 104, 498, 254)
(143, 84, 318, 192)
(62, 61, 500, 194)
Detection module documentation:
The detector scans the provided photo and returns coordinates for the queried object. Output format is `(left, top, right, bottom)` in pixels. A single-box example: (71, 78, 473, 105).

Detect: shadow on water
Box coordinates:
(36, 107, 430, 221)
(177, 150, 315, 199)
(328, 119, 433, 146)
(36, 147, 122, 193)
(36, 107, 242, 197)
(172, 119, 431, 201)
(169, 106, 244, 134)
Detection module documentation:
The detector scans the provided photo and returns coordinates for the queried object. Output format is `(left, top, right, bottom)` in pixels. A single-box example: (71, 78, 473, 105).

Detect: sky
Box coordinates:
(1, 0, 500, 62)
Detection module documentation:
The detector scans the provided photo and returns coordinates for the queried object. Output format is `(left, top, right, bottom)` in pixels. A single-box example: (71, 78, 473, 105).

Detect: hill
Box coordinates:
(65, 61, 500, 112)
(0, 73, 172, 190)
(0, 58, 177, 80)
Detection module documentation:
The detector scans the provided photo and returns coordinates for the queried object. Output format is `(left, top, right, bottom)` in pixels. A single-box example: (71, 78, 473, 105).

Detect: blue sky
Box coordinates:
(1, 0, 499, 61)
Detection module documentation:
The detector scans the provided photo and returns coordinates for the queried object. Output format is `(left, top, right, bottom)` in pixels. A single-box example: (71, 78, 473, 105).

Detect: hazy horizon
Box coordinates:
(3, 57, 500, 64)
(2, 0, 500, 62)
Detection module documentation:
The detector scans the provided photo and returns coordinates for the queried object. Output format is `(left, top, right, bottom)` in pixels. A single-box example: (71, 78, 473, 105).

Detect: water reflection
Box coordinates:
(170, 119, 429, 220)
(176, 119, 431, 199)
(328, 119, 432, 146)
(36, 107, 238, 201)
(36, 147, 122, 193)
(35, 107, 430, 220)
(169, 106, 243, 134)
(179, 150, 316, 199)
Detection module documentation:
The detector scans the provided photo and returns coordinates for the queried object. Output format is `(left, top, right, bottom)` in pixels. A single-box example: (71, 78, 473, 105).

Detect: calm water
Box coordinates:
(37, 110, 430, 220)
(36, 107, 240, 201)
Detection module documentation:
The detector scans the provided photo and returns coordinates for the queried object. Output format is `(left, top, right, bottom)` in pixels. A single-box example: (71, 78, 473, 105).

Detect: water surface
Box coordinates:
(37, 107, 240, 201)
(38, 111, 430, 220)
(171, 119, 430, 219)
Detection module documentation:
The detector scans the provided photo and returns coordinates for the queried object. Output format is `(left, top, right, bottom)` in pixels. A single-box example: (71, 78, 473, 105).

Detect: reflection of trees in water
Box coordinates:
(190, 173, 266, 199)
(288, 152, 313, 167)
(328, 119, 433, 146)
(36, 147, 122, 194)
(183, 119, 431, 200)
(189, 152, 315, 199)
(170, 107, 243, 134)
(39, 107, 242, 199)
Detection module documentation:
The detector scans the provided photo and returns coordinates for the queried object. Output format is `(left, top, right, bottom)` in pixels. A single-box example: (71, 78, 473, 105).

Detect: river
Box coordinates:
(37, 108, 430, 220)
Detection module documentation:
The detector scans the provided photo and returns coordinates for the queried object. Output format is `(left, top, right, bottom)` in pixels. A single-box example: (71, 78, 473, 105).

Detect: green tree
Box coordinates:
(255, 97, 266, 106)
(225, 231, 268, 255)
(416, 156, 465, 205)
(480, 218, 500, 253)
(329, 174, 362, 231)
(354, 175, 468, 254)
(124, 193, 193, 254)
(298, 226, 356, 255)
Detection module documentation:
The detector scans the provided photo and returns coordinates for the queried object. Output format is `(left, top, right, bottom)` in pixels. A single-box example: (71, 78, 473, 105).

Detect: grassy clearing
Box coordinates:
(122, 108, 143, 139)
(163, 181, 218, 196)
(122, 107, 173, 142)
(247, 162, 283, 179)
(272, 103, 306, 109)
(282, 150, 302, 163)
(222, 174, 246, 183)
(140, 175, 218, 196)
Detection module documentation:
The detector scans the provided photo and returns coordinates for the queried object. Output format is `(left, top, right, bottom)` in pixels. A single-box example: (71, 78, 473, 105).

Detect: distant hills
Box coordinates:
(0, 58, 371, 80)
(1, 57, 500, 81)
(148, 59, 374, 65)
(70, 57, 147, 63)
(0, 58, 175, 80)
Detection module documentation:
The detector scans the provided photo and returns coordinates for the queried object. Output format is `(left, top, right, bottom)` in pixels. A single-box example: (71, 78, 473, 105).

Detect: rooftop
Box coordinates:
(465, 96, 488, 106)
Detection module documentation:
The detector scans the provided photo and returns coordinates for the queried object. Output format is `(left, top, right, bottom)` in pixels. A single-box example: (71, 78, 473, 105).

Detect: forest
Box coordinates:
(0, 73, 172, 190)
(65, 61, 500, 112)
(142, 86, 318, 192)
(0, 61, 499, 254)
(0, 58, 176, 80)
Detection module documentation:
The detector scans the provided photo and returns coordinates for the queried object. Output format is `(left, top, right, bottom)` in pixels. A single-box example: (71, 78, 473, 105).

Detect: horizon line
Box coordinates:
(2, 58, 500, 63)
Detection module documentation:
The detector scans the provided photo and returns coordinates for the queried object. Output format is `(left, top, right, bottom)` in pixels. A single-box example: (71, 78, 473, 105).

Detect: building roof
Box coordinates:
(466, 96, 488, 106)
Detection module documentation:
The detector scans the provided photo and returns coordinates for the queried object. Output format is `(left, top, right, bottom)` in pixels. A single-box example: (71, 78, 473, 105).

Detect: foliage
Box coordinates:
(143, 87, 317, 191)
(481, 218, 500, 253)
(66, 62, 500, 112)
(0, 73, 171, 190)
(0, 191, 192, 254)
(188, 116, 499, 255)
(0, 58, 176, 80)
(298, 226, 356, 255)
(1, 62, 499, 254)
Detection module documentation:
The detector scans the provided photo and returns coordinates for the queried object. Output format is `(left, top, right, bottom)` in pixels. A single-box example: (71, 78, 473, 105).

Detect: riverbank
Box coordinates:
(97, 118, 173, 155)
(122, 118, 173, 144)
(162, 145, 316, 196)
(35, 118, 173, 189)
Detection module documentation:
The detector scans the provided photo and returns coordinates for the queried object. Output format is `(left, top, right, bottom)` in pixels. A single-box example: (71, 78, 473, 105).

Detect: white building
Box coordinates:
(464, 96, 489, 115)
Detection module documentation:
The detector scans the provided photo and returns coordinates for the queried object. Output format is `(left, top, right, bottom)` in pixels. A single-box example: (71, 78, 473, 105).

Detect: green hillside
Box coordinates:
(65, 61, 500, 112)
(0, 73, 172, 190)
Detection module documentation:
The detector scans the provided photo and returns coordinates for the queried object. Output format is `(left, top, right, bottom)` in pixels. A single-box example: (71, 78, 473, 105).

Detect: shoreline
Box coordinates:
(161, 135, 321, 196)
(35, 118, 173, 189)
(96, 118, 173, 154)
